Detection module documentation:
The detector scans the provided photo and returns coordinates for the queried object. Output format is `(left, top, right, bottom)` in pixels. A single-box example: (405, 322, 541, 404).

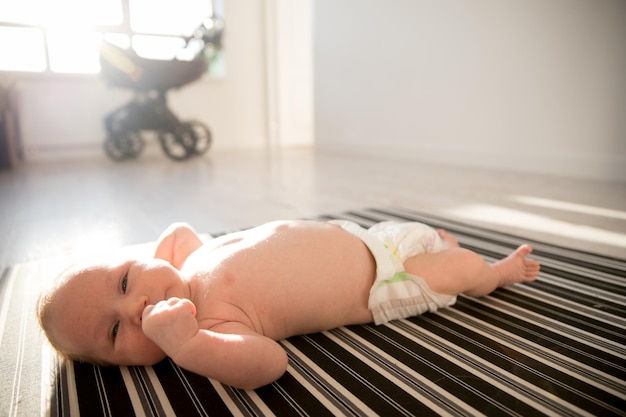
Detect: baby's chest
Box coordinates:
(194, 295, 257, 332)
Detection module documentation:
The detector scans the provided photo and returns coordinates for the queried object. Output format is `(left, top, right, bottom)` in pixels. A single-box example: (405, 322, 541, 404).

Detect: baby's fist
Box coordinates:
(142, 298, 198, 356)
(143, 297, 196, 319)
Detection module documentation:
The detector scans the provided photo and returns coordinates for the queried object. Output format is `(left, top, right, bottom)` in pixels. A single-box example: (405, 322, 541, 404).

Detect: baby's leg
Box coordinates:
(403, 241, 540, 298)
(461, 244, 540, 297)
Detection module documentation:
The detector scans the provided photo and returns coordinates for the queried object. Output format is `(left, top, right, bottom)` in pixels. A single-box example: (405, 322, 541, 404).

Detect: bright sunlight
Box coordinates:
(0, 0, 213, 73)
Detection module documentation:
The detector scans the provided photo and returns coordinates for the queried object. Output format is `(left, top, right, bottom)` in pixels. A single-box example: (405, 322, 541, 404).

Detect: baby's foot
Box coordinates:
(493, 244, 540, 287)
(437, 229, 460, 249)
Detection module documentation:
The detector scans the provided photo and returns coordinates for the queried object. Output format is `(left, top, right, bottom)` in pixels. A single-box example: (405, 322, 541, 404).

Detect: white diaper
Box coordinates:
(331, 220, 457, 325)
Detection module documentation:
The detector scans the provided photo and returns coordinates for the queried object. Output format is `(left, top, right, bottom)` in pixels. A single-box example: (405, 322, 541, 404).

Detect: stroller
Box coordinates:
(99, 17, 223, 161)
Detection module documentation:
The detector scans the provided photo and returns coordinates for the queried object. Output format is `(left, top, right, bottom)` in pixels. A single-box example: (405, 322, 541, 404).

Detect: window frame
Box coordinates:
(0, 0, 221, 79)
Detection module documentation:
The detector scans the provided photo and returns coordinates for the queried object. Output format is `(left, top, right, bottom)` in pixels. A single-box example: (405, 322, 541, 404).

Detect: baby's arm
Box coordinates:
(142, 298, 288, 389)
(154, 222, 203, 269)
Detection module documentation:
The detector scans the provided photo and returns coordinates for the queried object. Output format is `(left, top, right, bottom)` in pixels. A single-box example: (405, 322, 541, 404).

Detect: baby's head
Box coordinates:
(36, 263, 110, 365)
(37, 257, 184, 366)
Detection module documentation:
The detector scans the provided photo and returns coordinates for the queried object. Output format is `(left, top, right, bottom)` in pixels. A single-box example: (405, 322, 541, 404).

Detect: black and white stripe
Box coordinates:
(1, 207, 624, 416)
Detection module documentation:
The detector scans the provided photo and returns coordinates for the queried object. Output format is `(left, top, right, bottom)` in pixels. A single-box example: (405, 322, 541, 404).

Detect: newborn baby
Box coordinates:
(37, 220, 539, 389)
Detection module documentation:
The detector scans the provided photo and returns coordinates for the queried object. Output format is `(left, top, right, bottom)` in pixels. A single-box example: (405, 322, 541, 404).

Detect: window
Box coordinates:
(0, 0, 223, 75)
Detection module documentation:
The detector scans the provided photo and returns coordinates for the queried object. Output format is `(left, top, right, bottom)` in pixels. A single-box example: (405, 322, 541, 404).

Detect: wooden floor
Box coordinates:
(0, 147, 625, 267)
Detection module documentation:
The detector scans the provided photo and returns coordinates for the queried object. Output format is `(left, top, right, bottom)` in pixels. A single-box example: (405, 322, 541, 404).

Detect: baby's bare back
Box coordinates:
(181, 221, 376, 339)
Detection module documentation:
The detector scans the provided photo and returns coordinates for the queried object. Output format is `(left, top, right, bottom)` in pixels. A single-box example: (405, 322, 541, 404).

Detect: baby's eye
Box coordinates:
(121, 275, 128, 293)
(112, 321, 120, 340)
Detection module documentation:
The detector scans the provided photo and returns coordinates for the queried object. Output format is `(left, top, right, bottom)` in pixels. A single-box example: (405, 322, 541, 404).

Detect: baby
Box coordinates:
(37, 220, 540, 389)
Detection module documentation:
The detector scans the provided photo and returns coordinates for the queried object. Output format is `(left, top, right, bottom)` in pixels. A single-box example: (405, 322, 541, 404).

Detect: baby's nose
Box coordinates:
(129, 296, 149, 325)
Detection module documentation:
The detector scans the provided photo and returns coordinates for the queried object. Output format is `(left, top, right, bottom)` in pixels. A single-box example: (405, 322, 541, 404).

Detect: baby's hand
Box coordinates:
(142, 298, 199, 357)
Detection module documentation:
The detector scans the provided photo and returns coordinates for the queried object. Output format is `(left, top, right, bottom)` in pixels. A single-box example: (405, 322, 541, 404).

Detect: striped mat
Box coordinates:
(1, 207, 625, 416)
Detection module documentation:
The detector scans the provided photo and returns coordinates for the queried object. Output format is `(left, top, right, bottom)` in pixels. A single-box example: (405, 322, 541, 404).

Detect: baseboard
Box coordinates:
(317, 143, 626, 183)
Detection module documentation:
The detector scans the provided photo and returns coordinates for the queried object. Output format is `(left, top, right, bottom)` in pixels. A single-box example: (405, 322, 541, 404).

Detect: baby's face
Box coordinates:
(48, 258, 187, 365)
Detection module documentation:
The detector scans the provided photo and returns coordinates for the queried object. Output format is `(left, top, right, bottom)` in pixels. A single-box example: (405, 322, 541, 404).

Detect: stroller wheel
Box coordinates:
(104, 130, 144, 161)
(183, 120, 212, 155)
(158, 126, 194, 161)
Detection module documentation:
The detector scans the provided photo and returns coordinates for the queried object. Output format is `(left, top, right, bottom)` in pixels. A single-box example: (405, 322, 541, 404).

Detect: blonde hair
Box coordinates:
(35, 265, 112, 367)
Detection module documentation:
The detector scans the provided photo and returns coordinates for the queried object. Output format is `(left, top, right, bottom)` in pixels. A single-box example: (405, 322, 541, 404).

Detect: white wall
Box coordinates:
(15, 0, 270, 159)
(314, 0, 626, 182)
(265, 0, 314, 148)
